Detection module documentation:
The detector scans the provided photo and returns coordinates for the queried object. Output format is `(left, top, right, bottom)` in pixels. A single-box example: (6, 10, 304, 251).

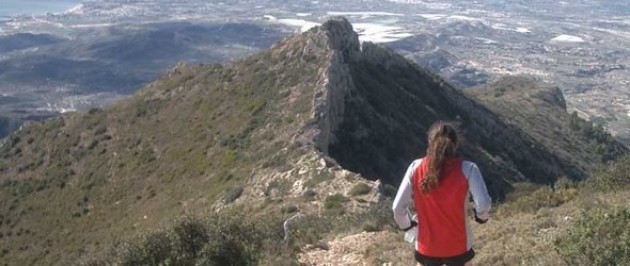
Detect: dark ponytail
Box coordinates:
(420, 121, 459, 193)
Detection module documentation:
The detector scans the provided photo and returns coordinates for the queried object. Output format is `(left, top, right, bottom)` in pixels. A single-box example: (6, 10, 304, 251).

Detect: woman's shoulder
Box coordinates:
(459, 159, 481, 178)
(406, 158, 425, 172)
(409, 157, 423, 165)
(461, 159, 478, 171)
(461, 159, 477, 167)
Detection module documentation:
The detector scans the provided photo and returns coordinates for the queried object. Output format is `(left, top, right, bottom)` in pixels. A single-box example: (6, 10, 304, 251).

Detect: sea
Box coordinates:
(0, 0, 80, 21)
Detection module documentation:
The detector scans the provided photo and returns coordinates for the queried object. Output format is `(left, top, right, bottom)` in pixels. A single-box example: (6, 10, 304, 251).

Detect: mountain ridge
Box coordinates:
(0, 17, 627, 265)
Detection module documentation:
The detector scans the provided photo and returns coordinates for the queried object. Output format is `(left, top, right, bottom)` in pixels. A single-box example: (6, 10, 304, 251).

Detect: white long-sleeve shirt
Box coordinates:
(392, 159, 492, 231)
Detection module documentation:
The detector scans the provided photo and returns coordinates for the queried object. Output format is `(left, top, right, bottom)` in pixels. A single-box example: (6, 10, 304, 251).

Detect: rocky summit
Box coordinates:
(0, 17, 627, 265)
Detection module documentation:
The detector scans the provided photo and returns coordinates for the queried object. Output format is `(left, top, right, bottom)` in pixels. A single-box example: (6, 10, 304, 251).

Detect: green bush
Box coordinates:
(301, 189, 317, 200)
(583, 156, 630, 192)
(324, 194, 348, 215)
(555, 208, 630, 265)
(222, 186, 244, 204)
(93, 126, 107, 136)
(222, 149, 237, 166)
(83, 215, 287, 266)
(336, 200, 398, 234)
(497, 186, 577, 217)
(281, 205, 299, 214)
(568, 111, 620, 163)
(284, 215, 332, 249)
(381, 184, 397, 198)
(171, 217, 209, 262)
(349, 183, 371, 196)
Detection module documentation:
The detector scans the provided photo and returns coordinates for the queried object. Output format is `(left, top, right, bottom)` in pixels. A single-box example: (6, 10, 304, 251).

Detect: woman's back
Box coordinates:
(392, 121, 491, 266)
(413, 157, 469, 257)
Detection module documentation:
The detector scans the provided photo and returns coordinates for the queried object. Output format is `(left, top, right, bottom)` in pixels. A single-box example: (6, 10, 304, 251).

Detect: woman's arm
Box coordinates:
(392, 159, 421, 230)
(464, 161, 492, 221)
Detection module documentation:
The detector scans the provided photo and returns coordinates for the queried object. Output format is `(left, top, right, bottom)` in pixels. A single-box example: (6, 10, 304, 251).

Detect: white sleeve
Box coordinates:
(392, 159, 421, 230)
(463, 161, 492, 220)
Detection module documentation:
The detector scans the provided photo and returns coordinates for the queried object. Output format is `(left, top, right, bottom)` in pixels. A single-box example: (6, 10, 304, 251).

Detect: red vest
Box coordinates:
(412, 157, 469, 257)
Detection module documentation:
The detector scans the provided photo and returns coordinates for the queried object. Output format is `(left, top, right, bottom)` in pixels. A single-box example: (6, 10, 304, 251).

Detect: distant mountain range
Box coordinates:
(0, 18, 626, 265)
(2, 0, 629, 145)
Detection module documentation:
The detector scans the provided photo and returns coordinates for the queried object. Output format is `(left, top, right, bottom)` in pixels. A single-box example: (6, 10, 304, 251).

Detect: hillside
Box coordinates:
(299, 156, 630, 265)
(0, 17, 380, 266)
(0, 17, 627, 265)
(468, 76, 627, 180)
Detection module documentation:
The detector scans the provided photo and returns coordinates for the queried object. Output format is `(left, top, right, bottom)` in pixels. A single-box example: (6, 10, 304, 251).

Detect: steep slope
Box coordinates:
(467, 76, 627, 176)
(321, 34, 627, 198)
(0, 17, 626, 265)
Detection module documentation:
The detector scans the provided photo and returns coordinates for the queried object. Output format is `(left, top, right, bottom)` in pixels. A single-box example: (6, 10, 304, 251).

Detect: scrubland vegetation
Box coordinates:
(71, 157, 630, 266)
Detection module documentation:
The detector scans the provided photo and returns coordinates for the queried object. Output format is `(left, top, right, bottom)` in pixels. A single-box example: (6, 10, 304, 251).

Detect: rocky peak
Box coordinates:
(319, 17, 360, 58)
(533, 85, 567, 110)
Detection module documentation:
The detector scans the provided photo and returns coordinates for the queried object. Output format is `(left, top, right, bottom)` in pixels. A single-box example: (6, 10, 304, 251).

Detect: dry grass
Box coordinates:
(364, 231, 415, 266)
(354, 190, 630, 266)
(299, 231, 414, 266)
(473, 211, 568, 265)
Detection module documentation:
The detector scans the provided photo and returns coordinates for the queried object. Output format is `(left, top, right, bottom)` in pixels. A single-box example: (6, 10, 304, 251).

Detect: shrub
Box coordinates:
(583, 156, 630, 192)
(324, 193, 348, 213)
(87, 140, 99, 150)
(139, 232, 172, 265)
(88, 215, 287, 266)
(324, 194, 349, 216)
(88, 108, 102, 115)
(349, 183, 371, 196)
(337, 200, 398, 234)
(381, 184, 397, 198)
(284, 215, 332, 249)
(171, 217, 209, 263)
(93, 126, 107, 136)
(497, 186, 577, 217)
(361, 221, 380, 232)
(301, 189, 316, 200)
(222, 149, 237, 166)
(281, 205, 299, 214)
(555, 208, 630, 265)
(106, 229, 178, 266)
(222, 186, 244, 203)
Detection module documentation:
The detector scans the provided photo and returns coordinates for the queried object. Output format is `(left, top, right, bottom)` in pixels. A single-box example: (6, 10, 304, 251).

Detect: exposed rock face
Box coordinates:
(212, 17, 386, 211)
(320, 17, 361, 58)
(311, 17, 359, 154)
(534, 86, 567, 110)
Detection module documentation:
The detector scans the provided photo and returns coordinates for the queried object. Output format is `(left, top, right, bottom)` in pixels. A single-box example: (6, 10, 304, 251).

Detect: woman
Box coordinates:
(392, 121, 492, 266)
